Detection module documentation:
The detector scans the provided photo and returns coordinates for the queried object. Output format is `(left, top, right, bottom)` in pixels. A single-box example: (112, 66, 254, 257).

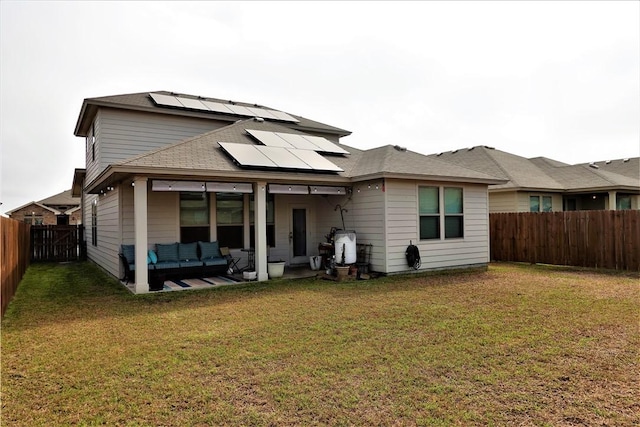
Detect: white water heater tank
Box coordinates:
(335, 231, 357, 264)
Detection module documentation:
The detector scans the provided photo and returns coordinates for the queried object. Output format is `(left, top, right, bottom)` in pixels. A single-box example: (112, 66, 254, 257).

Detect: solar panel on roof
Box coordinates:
(201, 100, 234, 114)
(149, 93, 184, 108)
(246, 129, 293, 148)
(290, 149, 344, 172)
(275, 132, 321, 150)
(218, 142, 277, 168)
(149, 93, 299, 123)
(246, 130, 349, 155)
(300, 135, 350, 155)
(176, 97, 209, 111)
(269, 110, 299, 123)
(256, 146, 312, 169)
(226, 104, 255, 116)
(219, 142, 343, 172)
(246, 107, 278, 119)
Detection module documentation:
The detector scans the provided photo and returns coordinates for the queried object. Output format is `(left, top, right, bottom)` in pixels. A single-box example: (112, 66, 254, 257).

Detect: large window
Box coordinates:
(419, 186, 464, 240)
(250, 193, 275, 248)
(180, 192, 210, 243)
(216, 193, 243, 248)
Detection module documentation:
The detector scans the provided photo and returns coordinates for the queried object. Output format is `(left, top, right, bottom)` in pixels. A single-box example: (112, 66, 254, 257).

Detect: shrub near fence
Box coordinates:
(490, 210, 640, 272)
(1, 216, 31, 317)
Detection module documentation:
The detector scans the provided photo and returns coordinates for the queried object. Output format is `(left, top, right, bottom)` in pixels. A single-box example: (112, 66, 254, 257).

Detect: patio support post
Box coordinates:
(254, 181, 268, 281)
(134, 176, 149, 293)
(608, 191, 617, 210)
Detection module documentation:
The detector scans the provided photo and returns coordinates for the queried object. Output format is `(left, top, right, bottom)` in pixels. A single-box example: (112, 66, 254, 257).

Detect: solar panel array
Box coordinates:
(149, 93, 299, 123)
(246, 129, 349, 155)
(219, 142, 343, 173)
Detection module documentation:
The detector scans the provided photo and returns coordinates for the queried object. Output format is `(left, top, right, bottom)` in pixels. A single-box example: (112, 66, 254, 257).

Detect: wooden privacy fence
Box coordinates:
(31, 225, 85, 262)
(1, 216, 31, 317)
(490, 210, 640, 271)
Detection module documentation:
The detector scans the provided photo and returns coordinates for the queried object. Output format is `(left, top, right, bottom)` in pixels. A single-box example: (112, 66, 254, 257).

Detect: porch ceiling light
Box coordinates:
(206, 182, 253, 193)
(310, 186, 347, 195)
(152, 180, 205, 192)
(268, 184, 309, 194)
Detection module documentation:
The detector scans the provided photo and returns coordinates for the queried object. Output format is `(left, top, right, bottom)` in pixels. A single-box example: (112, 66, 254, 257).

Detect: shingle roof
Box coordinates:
(38, 189, 79, 207)
(75, 91, 351, 138)
(349, 145, 501, 181)
(430, 147, 564, 190)
(576, 158, 639, 180)
(433, 146, 639, 192)
(533, 161, 640, 191)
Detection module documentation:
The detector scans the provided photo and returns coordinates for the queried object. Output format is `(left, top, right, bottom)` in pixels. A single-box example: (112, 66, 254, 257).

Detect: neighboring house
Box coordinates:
(430, 147, 639, 213)
(72, 91, 505, 293)
(5, 189, 82, 225)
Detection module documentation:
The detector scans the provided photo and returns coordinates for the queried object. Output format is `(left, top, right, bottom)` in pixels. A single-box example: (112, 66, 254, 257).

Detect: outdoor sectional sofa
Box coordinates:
(119, 241, 229, 290)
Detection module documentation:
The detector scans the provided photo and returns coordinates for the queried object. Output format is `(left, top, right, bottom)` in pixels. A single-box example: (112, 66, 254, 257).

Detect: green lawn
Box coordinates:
(2, 262, 638, 426)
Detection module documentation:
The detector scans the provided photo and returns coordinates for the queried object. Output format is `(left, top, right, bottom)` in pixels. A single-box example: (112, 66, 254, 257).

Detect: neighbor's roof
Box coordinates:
(5, 189, 80, 216)
(83, 119, 505, 194)
(432, 146, 639, 192)
(430, 146, 564, 191)
(38, 189, 79, 207)
(5, 201, 61, 216)
(74, 91, 351, 138)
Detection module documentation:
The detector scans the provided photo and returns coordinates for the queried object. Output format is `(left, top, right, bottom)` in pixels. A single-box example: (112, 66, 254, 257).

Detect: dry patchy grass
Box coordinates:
(1, 262, 638, 426)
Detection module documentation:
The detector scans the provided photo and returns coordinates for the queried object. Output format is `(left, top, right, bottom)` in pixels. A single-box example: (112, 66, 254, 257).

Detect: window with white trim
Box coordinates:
(419, 186, 464, 240)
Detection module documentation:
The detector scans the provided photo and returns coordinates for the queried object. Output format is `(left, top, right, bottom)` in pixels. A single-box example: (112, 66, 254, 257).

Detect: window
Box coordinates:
(250, 193, 275, 248)
(444, 187, 463, 238)
(419, 186, 464, 240)
(419, 187, 440, 239)
(617, 195, 632, 210)
(23, 215, 43, 225)
(542, 196, 552, 212)
(530, 196, 540, 212)
(180, 192, 209, 243)
(91, 202, 97, 246)
(216, 193, 244, 248)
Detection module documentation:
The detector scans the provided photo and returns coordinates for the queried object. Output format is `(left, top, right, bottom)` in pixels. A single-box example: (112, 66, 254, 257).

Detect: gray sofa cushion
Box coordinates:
(156, 243, 179, 263)
(198, 241, 221, 260)
(179, 242, 198, 262)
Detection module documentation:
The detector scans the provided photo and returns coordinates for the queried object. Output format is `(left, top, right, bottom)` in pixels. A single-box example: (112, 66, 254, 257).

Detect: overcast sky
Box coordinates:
(1, 1, 638, 214)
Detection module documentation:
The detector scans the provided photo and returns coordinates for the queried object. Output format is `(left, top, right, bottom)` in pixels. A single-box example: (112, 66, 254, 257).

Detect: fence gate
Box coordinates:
(31, 225, 85, 262)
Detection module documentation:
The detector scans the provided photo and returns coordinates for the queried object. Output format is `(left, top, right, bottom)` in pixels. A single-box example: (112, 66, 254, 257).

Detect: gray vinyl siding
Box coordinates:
(121, 185, 180, 247)
(85, 189, 121, 279)
(86, 109, 226, 182)
(385, 179, 490, 274)
(344, 182, 386, 271)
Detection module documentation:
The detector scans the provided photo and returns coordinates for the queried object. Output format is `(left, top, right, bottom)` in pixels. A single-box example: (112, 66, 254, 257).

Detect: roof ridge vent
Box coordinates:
(623, 158, 630, 162)
(605, 160, 611, 164)
(589, 163, 599, 169)
(253, 117, 265, 122)
(467, 147, 475, 151)
(394, 145, 407, 152)
(451, 149, 458, 154)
